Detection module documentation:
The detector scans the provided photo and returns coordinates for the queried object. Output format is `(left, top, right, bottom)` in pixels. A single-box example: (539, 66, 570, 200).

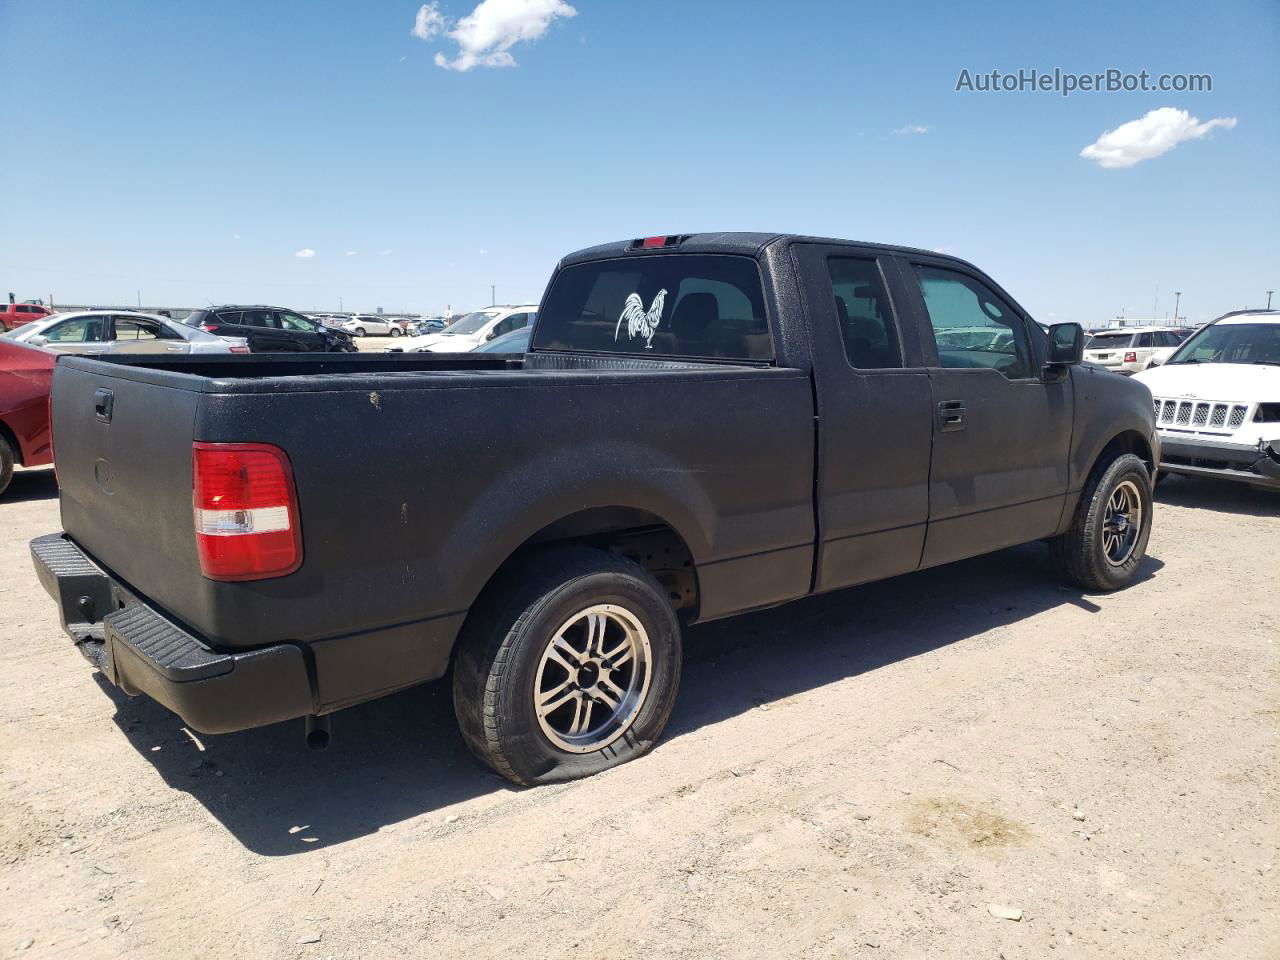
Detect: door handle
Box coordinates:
(937, 399, 965, 432)
(93, 388, 114, 423)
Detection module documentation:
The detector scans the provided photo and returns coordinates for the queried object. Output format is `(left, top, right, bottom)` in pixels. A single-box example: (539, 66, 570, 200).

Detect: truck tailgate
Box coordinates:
(52, 362, 204, 623)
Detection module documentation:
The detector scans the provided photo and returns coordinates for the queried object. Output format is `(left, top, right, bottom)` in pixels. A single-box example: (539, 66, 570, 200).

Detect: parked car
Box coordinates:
(0, 302, 55, 332)
(30, 231, 1157, 786)
(180, 306, 357, 353)
(411, 317, 447, 336)
(472, 325, 531, 354)
(1134, 309, 1280, 490)
(1082, 327, 1185, 374)
(394, 305, 538, 353)
(0, 339, 55, 497)
(5, 311, 250, 355)
(340, 314, 401, 337)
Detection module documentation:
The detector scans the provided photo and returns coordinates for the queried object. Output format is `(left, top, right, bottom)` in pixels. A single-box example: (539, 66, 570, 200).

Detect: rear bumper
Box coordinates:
(1157, 434, 1280, 490)
(30, 533, 315, 734)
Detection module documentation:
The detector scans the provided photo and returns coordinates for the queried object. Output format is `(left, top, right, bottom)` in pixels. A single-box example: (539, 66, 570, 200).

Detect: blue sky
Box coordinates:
(1, 0, 1276, 322)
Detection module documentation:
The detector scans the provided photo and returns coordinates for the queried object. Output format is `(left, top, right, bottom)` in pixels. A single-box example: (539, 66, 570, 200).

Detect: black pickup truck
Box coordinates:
(31, 233, 1158, 785)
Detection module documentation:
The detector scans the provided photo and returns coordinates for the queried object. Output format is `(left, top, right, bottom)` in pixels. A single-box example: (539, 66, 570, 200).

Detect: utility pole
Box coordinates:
(137, 290, 141, 308)
(491, 285, 496, 306)
(1268, 290, 1274, 310)
(1173, 291, 1181, 321)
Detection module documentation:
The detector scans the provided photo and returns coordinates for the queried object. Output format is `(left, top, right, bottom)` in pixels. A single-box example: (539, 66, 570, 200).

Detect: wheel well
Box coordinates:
(496, 507, 699, 615)
(0, 418, 22, 465)
(1095, 430, 1154, 477)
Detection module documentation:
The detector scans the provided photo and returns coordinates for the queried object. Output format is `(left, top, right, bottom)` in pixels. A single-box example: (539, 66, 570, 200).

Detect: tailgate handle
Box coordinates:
(93, 388, 114, 423)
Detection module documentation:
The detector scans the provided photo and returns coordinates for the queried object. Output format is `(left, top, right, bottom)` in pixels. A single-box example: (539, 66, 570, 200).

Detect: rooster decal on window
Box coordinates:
(614, 289, 667, 349)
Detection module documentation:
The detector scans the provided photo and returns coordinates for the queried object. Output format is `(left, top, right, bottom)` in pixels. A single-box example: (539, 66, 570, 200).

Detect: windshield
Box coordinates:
(443, 311, 497, 335)
(1086, 332, 1133, 349)
(1167, 322, 1280, 365)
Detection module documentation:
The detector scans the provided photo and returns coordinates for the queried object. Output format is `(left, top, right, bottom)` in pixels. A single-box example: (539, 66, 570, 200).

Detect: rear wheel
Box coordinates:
(453, 548, 682, 785)
(354, 327, 367, 337)
(389, 327, 401, 337)
(1050, 453, 1152, 591)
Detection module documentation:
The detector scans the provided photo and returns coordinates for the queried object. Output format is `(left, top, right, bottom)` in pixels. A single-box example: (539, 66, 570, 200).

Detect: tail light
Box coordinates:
(200, 324, 220, 333)
(229, 346, 250, 354)
(1124, 351, 1137, 363)
(192, 442, 301, 581)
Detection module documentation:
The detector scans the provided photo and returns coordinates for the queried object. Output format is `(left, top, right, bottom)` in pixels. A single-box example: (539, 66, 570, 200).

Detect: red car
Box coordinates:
(0, 339, 55, 496)
(0, 302, 55, 332)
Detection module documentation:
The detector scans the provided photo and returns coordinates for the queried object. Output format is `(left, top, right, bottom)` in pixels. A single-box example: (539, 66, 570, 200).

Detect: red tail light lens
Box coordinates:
(1124, 351, 1137, 363)
(192, 442, 301, 581)
(229, 346, 251, 354)
(200, 324, 220, 333)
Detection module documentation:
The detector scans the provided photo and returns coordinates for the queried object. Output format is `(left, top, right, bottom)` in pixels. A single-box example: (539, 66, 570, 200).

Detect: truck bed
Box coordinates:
(50, 351, 816, 714)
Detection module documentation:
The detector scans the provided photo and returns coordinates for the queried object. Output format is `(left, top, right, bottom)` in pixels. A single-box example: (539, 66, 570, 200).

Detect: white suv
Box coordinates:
(1133, 311, 1280, 491)
(341, 314, 402, 337)
(1083, 326, 1186, 375)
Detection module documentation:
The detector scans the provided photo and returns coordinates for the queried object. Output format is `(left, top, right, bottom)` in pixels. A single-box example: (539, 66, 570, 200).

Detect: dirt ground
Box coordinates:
(1, 466, 1276, 959)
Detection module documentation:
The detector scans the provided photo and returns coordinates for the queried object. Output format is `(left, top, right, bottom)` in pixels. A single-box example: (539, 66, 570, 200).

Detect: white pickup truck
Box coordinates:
(1134, 310, 1280, 491)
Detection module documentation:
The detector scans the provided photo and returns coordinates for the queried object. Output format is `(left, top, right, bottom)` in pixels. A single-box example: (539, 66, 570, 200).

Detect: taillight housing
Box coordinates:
(1124, 351, 1137, 363)
(192, 442, 302, 581)
(200, 324, 220, 333)
(229, 345, 251, 354)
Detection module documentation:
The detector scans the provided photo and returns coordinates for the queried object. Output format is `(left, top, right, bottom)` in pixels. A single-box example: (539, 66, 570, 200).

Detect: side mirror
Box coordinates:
(1042, 322, 1083, 382)
(1148, 354, 1167, 368)
(28, 334, 48, 346)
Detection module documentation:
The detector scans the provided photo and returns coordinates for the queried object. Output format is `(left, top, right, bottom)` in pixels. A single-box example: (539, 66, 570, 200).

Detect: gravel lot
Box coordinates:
(1, 468, 1276, 959)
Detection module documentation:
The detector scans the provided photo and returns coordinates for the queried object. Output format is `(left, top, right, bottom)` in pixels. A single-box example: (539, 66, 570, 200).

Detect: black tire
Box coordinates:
(453, 547, 683, 786)
(0, 434, 14, 498)
(1049, 452, 1153, 592)
(389, 327, 401, 337)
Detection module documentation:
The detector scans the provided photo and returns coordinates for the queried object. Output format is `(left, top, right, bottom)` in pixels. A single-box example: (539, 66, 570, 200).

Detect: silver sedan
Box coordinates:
(2, 311, 250, 355)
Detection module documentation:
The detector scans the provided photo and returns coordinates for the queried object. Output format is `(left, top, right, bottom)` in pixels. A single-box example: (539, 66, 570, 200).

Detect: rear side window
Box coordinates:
(533, 254, 772, 360)
(45, 316, 107, 343)
(215, 311, 243, 325)
(240, 310, 277, 328)
(825, 257, 901, 369)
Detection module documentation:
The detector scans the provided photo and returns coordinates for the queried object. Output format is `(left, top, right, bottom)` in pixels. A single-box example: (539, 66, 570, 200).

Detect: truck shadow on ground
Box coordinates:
(3, 468, 57, 503)
(103, 541, 1163, 857)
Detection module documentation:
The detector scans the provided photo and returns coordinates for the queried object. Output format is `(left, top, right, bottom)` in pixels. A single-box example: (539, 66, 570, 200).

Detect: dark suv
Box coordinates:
(181, 306, 356, 353)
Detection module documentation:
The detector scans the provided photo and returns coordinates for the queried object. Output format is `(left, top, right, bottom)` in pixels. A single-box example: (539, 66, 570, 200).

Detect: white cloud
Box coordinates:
(1080, 107, 1237, 169)
(892, 124, 929, 135)
(295, 248, 317, 259)
(344, 250, 358, 256)
(424, 0, 577, 72)
(411, 3, 447, 40)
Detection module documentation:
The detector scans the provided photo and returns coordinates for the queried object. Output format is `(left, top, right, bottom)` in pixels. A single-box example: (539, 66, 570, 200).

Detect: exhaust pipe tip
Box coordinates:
(304, 714, 331, 750)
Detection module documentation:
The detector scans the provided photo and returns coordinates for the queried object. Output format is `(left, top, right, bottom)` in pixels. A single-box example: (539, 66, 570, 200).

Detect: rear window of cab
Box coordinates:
(532, 254, 773, 361)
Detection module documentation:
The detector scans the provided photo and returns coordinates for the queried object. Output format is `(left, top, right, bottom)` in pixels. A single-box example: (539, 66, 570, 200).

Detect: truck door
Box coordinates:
(791, 244, 934, 591)
(894, 257, 1073, 567)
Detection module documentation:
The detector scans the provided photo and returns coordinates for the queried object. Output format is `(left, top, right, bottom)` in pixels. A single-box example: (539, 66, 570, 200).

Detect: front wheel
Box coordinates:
(453, 547, 682, 785)
(1050, 453, 1153, 591)
(0, 434, 14, 498)
(354, 327, 367, 337)
(389, 327, 401, 337)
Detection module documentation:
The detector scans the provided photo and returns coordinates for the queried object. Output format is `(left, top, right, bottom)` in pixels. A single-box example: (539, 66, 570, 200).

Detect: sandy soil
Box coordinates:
(0, 467, 1276, 959)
